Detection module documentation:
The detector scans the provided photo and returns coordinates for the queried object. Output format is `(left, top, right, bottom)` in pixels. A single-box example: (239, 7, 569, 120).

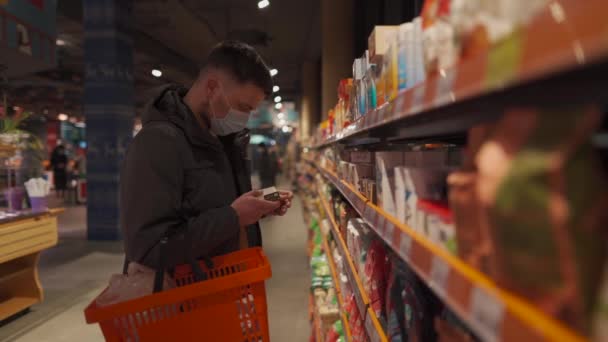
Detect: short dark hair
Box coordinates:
(201, 40, 273, 96)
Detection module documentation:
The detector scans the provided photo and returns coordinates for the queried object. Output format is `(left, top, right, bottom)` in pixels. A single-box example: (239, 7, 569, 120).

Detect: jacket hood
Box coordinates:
(142, 84, 222, 150)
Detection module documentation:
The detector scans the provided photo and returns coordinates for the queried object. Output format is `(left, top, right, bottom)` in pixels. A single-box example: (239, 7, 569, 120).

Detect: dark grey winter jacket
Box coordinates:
(120, 85, 260, 268)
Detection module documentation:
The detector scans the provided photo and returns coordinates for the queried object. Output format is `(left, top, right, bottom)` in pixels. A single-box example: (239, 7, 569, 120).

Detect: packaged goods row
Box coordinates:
(300, 107, 607, 341)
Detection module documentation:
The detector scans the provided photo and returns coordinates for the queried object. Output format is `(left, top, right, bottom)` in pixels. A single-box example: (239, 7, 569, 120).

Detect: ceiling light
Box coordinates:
(274, 103, 282, 110)
(56, 39, 66, 46)
(269, 68, 278, 77)
(277, 112, 285, 119)
(282, 125, 290, 133)
(58, 113, 68, 121)
(75, 121, 86, 128)
(274, 96, 281, 103)
(258, 0, 270, 9)
(151, 69, 162, 78)
(273, 85, 280, 93)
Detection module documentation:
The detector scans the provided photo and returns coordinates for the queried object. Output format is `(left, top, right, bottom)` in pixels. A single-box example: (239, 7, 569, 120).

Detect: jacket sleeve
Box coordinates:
(120, 124, 240, 268)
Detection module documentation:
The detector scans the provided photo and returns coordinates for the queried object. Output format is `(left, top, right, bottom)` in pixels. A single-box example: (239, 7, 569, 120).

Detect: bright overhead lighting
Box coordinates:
(56, 39, 66, 46)
(274, 103, 283, 110)
(58, 113, 68, 121)
(277, 112, 285, 119)
(282, 125, 290, 133)
(258, 0, 270, 9)
(273, 85, 280, 93)
(269, 68, 278, 77)
(274, 96, 282, 103)
(151, 69, 162, 78)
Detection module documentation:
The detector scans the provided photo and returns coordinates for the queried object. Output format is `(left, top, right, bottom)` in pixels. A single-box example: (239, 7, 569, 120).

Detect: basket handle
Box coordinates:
(152, 237, 214, 293)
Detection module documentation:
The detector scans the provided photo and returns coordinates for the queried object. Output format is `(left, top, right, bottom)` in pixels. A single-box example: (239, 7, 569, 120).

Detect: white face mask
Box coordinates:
(208, 85, 250, 136)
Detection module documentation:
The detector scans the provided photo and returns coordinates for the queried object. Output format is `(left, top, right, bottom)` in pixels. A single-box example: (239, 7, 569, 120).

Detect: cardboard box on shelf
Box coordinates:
(351, 163, 374, 193)
(376, 151, 404, 217)
(368, 26, 398, 63)
(350, 151, 375, 164)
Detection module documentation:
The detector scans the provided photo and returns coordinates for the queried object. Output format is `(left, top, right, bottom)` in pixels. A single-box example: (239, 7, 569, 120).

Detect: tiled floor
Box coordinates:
(0, 188, 310, 341)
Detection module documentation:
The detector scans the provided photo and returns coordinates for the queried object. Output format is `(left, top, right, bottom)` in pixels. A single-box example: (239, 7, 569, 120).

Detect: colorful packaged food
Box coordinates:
(447, 171, 494, 273)
(365, 239, 389, 321)
(476, 107, 608, 332)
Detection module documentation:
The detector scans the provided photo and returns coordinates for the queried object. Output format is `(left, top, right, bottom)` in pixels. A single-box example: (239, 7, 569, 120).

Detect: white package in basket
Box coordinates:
(96, 262, 176, 307)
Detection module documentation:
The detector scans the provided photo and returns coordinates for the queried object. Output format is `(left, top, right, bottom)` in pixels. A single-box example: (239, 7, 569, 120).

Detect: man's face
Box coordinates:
(207, 72, 266, 119)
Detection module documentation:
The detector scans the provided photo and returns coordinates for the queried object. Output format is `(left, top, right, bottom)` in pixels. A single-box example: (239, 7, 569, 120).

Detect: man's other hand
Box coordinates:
(231, 190, 281, 226)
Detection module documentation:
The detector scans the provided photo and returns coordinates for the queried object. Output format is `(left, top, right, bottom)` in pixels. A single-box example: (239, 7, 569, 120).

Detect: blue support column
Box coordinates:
(83, 0, 134, 240)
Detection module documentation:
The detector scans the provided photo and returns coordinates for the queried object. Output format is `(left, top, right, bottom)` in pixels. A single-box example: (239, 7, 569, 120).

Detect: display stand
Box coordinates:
(0, 208, 62, 321)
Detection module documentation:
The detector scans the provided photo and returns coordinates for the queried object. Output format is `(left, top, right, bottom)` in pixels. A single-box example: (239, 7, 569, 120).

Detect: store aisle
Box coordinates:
(261, 194, 311, 342)
(1, 187, 310, 342)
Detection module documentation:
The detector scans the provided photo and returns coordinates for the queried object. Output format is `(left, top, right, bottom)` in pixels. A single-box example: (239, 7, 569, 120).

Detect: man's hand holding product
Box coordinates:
(231, 187, 294, 227)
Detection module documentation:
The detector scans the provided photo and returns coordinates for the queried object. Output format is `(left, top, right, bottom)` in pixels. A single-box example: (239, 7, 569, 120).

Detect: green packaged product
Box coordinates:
(476, 107, 608, 333)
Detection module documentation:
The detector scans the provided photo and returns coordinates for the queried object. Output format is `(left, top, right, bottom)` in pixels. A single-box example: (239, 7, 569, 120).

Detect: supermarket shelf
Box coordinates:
(317, 166, 586, 342)
(318, 189, 389, 342)
(314, 0, 608, 148)
(322, 238, 353, 341)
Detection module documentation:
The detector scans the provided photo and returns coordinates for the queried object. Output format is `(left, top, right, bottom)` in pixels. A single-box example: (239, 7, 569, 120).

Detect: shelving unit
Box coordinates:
(318, 189, 388, 342)
(314, 164, 585, 342)
(313, 0, 608, 148)
(322, 238, 353, 341)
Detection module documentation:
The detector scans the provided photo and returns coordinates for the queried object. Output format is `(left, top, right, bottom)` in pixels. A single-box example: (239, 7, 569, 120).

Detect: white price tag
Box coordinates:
(378, 107, 386, 123)
(393, 94, 405, 117)
(435, 68, 457, 107)
(364, 206, 375, 226)
(411, 85, 426, 114)
(470, 286, 504, 342)
(384, 221, 395, 243)
(399, 234, 412, 262)
(354, 196, 365, 214)
(365, 315, 380, 342)
(376, 215, 386, 236)
(430, 256, 450, 296)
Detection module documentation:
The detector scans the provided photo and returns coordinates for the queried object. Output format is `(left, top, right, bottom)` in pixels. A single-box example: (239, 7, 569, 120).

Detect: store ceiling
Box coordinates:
(6, 0, 321, 119)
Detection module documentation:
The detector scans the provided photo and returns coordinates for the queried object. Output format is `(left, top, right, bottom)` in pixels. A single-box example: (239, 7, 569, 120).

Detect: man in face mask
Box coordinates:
(120, 41, 293, 268)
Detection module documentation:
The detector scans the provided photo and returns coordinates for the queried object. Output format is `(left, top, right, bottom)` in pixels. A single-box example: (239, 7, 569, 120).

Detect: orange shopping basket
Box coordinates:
(84, 247, 272, 342)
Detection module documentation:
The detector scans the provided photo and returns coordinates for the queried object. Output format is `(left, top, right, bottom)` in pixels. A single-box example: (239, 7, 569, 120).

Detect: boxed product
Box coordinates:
(361, 178, 377, 204)
(408, 167, 450, 201)
(368, 25, 399, 63)
(435, 308, 477, 342)
(386, 31, 400, 101)
(364, 239, 389, 322)
(476, 107, 608, 332)
(339, 202, 358, 241)
(350, 151, 375, 164)
(376, 151, 405, 217)
(338, 161, 350, 180)
(397, 22, 414, 90)
(386, 257, 436, 342)
(350, 163, 374, 191)
(420, 200, 457, 254)
(447, 171, 494, 272)
(346, 219, 374, 278)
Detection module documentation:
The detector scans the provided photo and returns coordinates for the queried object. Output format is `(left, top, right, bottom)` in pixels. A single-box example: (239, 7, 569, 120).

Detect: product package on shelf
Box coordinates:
(417, 200, 457, 255)
(434, 307, 478, 342)
(346, 219, 374, 280)
(473, 107, 608, 333)
(376, 151, 405, 216)
(364, 239, 389, 326)
(385, 256, 438, 342)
